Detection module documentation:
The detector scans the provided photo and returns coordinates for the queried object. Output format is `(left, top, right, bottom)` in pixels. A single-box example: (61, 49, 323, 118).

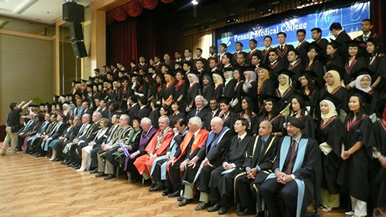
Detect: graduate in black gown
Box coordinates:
(160, 72, 175, 107)
(366, 39, 386, 93)
(169, 100, 186, 127)
(316, 98, 343, 212)
(298, 70, 319, 116)
(326, 40, 344, 70)
(369, 105, 386, 216)
(257, 64, 275, 111)
(218, 98, 234, 129)
(275, 69, 295, 113)
(304, 42, 324, 88)
(289, 95, 316, 139)
(223, 69, 236, 98)
(201, 73, 214, 102)
(230, 68, 245, 114)
(173, 70, 187, 109)
(241, 68, 258, 107)
(237, 96, 259, 136)
(349, 69, 375, 115)
(338, 94, 373, 217)
(287, 50, 305, 88)
(212, 71, 224, 100)
(185, 72, 200, 113)
(257, 95, 286, 138)
(343, 41, 367, 86)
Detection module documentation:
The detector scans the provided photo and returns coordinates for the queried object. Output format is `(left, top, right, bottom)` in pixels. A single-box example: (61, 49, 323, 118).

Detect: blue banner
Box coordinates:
(215, 1, 370, 53)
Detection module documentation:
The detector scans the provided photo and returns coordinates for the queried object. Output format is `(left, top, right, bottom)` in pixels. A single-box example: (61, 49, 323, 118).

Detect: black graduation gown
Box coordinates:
(305, 60, 324, 89)
(160, 83, 175, 104)
(296, 41, 310, 63)
(231, 81, 244, 113)
(173, 81, 187, 108)
(315, 38, 329, 63)
(317, 86, 349, 116)
(257, 79, 276, 110)
(316, 117, 343, 194)
(242, 81, 258, 103)
(326, 55, 344, 71)
(275, 87, 295, 112)
(261, 48, 273, 65)
(236, 112, 259, 136)
(276, 44, 295, 66)
(269, 60, 285, 84)
(149, 109, 160, 129)
(212, 84, 224, 99)
(223, 79, 237, 98)
(368, 54, 386, 93)
(369, 120, 386, 207)
(335, 31, 352, 58)
(186, 83, 200, 108)
(299, 89, 319, 117)
(298, 114, 316, 139)
(338, 114, 372, 201)
(343, 57, 367, 85)
(288, 61, 305, 89)
(202, 84, 214, 102)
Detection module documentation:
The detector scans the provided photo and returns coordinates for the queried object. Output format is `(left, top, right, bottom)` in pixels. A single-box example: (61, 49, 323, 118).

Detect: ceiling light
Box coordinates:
(192, 0, 198, 5)
(14, 0, 39, 15)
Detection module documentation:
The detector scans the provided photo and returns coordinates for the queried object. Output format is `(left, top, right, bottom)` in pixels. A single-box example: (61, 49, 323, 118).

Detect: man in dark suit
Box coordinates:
(260, 116, 321, 217)
(295, 29, 309, 63)
(207, 118, 254, 215)
(127, 95, 139, 121)
(330, 22, 351, 58)
(179, 117, 234, 210)
(247, 39, 262, 65)
(276, 32, 295, 66)
(261, 36, 273, 65)
(234, 120, 279, 216)
(311, 28, 329, 63)
(17, 112, 36, 150)
(57, 116, 82, 162)
(233, 42, 245, 66)
(187, 95, 211, 130)
(354, 19, 385, 56)
(209, 98, 220, 119)
(99, 99, 109, 119)
(137, 96, 151, 119)
(268, 50, 285, 82)
(81, 101, 93, 117)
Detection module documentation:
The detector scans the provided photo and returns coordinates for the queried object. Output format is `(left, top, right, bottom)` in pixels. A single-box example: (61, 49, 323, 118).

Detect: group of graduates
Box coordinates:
(3, 19, 386, 217)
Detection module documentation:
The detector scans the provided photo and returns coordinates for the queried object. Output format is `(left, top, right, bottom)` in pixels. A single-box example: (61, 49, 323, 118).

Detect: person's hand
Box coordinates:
(167, 159, 175, 168)
(341, 150, 350, 160)
(222, 162, 228, 169)
(280, 174, 294, 184)
(379, 155, 386, 168)
(103, 145, 111, 151)
(118, 148, 123, 152)
(202, 158, 213, 167)
(187, 157, 198, 168)
(130, 151, 138, 159)
(180, 160, 188, 171)
(166, 152, 171, 160)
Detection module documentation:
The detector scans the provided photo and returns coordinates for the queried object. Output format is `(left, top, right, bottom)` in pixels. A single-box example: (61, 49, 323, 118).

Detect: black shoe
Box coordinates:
(177, 196, 184, 201)
(104, 175, 114, 180)
(218, 207, 230, 215)
(195, 202, 209, 211)
(53, 158, 61, 162)
(74, 165, 81, 170)
(254, 212, 264, 217)
(149, 184, 163, 192)
(72, 163, 80, 168)
(207, 203, 221, 212)
(178, 198, 193, 207)
(168, 191, 180, 198)
(237, 207, 256, 216)
(95, 173, 105, 178)
(89, 169, 98, 174)
(60, 161, 67, 165)
(162, 190, 170, 196)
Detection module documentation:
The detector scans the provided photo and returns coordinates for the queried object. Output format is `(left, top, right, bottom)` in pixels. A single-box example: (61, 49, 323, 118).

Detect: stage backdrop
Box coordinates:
(215, 1, 370, 53)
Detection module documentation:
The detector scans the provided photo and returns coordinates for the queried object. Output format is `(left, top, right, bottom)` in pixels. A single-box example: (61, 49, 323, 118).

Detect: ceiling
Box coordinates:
(0, 0, 92, 34)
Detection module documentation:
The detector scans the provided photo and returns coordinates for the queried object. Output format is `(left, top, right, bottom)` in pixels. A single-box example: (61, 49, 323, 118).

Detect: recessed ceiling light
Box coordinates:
(46, 11, 52, 14)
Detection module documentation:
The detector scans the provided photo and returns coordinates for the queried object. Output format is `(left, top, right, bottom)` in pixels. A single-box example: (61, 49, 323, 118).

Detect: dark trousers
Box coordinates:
(54, 139, 65, 159)
(151, 158, 167, 182)
(259, 178, 298, 217)
(90, 146, 102, 169)
(235, 172, 256, 210)
(167, 157, 185, 192)
(196, 164, 217, 193)
(209, 166, 239, 207)
(181, 160, 201, 183)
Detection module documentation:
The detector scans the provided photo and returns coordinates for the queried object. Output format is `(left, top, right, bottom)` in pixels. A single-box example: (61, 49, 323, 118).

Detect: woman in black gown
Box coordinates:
(343, 41, 367, 86)
(185, 72, 200, 113)
(212, 72, 224, 99)
(257, 95, 285, 137)
(326, 40, 344, 70)
(339, 94, 373, 217)
(230, 68, 245, 113)
(201, 73, 214, 102)
(169, 100, 186, 127)
(317, 99, 343, 212)
(223, 69, 236, 98)
(289, 95, 315, 139)
(173, 70, 187, 109)
(236, 96, 258, 136)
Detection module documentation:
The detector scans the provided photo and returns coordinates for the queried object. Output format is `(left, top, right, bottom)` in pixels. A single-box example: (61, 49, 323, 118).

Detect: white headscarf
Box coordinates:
(320, 99, 337, 122)
(243, 70, 256, 92)
(188, 73, 199, 87)
(354, 74, 372, 93)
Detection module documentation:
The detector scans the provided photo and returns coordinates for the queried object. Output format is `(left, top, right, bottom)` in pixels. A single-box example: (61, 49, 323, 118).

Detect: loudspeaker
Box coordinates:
(72, 41, 87, 58)
(63, 2, 85, 23)
(69, 22, 83, 40)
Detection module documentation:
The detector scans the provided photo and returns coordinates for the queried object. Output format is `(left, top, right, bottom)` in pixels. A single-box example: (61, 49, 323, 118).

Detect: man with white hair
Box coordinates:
(17, 112, 37, 150)
(178, 117, 234, 208)
(95, 114, 132, 180)
(187, 95, 211, 130)
(133, 116, 174, 180)
(124, 117, 157, 182)
(166, 117, 209, 199)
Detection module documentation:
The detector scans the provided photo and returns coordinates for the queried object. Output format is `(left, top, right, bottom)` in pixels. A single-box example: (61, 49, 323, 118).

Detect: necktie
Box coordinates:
(364, 36, 368, 42)
(188, 134, 195, 148)
(236, 137, 242, 148)
(284, 140, 297, 174)
(260, 139, 266, 155)
(195, 109, 200, 116)
(280, 45, 284, 51)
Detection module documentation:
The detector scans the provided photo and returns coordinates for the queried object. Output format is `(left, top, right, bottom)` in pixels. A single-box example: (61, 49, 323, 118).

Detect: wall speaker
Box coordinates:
(69, 22, 83, 40)
(72, 41, 87, 58)
(63, 2, 85, 23)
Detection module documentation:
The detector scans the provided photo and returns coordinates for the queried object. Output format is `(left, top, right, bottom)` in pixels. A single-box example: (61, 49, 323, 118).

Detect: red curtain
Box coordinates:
(139, 0, 158, 10)
(106, 18, 138, 68)
(371, 0, 386, 50)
